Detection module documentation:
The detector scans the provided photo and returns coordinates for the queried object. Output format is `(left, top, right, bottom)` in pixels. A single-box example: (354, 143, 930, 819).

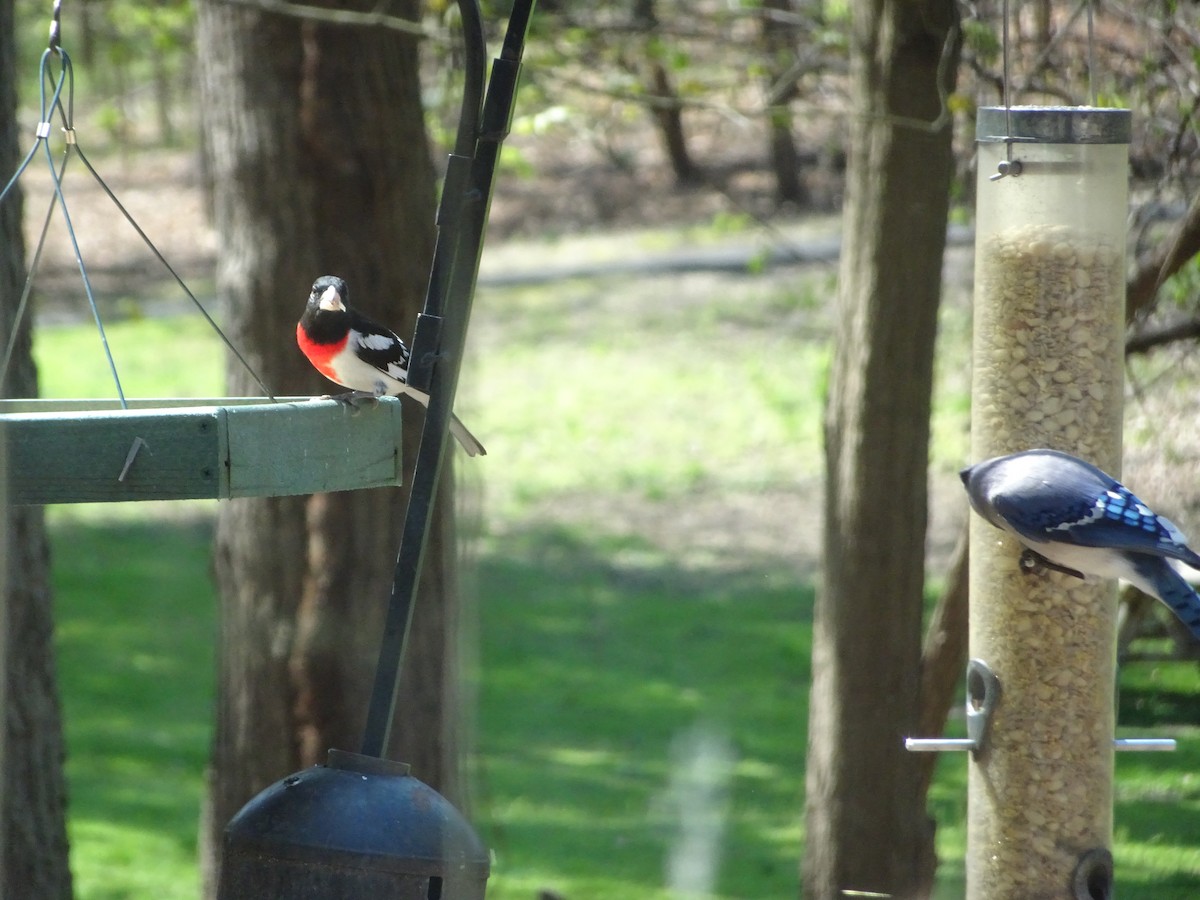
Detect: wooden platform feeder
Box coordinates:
(0, 396, 404, 504)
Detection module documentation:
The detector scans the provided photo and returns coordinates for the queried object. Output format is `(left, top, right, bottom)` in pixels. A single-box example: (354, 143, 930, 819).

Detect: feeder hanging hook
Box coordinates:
(47, 0, 63, 56)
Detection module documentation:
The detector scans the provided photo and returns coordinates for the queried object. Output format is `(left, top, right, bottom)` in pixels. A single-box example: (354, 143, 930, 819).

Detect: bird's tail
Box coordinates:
(448, 413, 487, 458)
(400, 385, 486, 457)
(1134, 556, 1200, 642)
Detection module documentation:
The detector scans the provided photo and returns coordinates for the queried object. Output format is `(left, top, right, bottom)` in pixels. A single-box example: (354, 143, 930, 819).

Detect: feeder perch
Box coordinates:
(905, 659, 999, 755)
(904, 659, 1174, 754)
(0, 397, 404, 504)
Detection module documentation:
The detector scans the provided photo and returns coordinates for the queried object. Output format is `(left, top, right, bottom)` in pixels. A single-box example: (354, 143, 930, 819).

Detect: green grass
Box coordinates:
(472, 528, 809, 898)
(467, 269, 830, 514)
(48, 508, 1200, 898)
(51, 512, 216, 900)
(31, 256, 1200, 897)
(35, 313, 224, 400)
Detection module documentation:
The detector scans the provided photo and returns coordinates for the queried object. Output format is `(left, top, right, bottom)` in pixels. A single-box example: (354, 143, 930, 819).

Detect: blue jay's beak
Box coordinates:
(959, 465, 973, 488)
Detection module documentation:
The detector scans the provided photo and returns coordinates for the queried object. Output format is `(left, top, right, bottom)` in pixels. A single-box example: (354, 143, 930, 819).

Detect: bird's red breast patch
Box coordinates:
(296, 322, 349, 382)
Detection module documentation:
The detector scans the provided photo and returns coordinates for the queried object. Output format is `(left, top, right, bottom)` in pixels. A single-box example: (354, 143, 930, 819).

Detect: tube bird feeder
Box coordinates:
(968, 106, 1130, 899)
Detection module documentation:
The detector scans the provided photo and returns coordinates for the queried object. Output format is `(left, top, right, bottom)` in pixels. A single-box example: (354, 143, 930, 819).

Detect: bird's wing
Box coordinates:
(994, 481, 1200, 568)
(990, 486, 1098, 543)
(351, 328, 411, 384)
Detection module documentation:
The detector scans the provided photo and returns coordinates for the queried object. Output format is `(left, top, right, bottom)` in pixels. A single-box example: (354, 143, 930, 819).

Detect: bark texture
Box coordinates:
(802, 2, 960, 897)
(0, 1, 74, 893)
(196, 2, 461, 892)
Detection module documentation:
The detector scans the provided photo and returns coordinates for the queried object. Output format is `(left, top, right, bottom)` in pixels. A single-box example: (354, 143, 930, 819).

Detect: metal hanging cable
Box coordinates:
(0, 7, 276, 402)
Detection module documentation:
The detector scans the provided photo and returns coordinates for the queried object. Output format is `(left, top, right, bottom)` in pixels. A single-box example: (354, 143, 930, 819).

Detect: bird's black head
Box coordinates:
(300, 275, 352, 342)
(308, 275, 349, 315)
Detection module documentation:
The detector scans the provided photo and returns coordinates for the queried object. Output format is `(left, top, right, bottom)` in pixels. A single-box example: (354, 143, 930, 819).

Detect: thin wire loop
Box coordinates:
(0, 35, 277, 403)
(1000, 0, 1016, 172)
(32, 50, 128, 405)
(70, 146, 276, 399)
(0, 154, 68, 395)
(986, 0, 1024, 181)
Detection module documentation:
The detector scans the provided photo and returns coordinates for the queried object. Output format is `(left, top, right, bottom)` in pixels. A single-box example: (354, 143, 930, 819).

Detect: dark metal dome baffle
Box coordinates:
(217, 0, 535, 896)
(217, 751, 489, 900)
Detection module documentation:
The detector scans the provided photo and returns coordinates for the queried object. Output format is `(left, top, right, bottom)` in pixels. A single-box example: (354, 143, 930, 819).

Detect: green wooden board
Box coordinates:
(0, 397, 404, 504)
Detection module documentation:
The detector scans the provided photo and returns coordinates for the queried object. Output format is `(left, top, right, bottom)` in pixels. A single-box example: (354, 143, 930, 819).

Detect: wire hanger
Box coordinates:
(0, 0, 275, 403)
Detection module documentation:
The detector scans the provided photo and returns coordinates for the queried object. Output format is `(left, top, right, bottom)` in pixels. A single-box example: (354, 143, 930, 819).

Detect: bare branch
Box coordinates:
(1125, 316, 1200, 356)
(1127, 188, 1200, 323)
(214, 0, 438, 41)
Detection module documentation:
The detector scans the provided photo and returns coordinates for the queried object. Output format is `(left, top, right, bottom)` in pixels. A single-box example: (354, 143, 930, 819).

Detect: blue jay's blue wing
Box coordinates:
(988, 466, 1200, 569)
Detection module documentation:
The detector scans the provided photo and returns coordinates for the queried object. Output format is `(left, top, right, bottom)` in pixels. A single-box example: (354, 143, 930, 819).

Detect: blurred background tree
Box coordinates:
(193, 0, 459, 893)
(1, 0, 73, 895)
(803, 0, 959, 896)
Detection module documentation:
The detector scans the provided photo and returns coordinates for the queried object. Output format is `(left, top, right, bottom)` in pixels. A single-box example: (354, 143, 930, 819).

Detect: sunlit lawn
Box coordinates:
(33, 251, 1200, 897)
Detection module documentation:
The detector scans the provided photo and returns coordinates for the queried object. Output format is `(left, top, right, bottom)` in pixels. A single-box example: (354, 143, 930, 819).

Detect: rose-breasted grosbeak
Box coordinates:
(296, 275, 486, 457)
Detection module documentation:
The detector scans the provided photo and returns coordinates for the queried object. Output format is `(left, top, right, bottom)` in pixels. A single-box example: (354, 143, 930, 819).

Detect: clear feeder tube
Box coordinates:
(968, 107, 1130, 899)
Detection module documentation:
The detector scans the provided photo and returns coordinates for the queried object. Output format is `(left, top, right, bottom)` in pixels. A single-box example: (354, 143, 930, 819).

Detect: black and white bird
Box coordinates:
(296, 275, 485, 457)
(961, 448, 1200, 640)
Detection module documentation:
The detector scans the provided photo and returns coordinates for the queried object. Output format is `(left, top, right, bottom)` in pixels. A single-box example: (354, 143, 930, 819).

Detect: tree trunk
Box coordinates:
(802, 2, 959, 898)
(0, 1, 74, 894)
(196, 3, 459, 892)
(760, 0, 807, 206)
(632, 0, 701, 186)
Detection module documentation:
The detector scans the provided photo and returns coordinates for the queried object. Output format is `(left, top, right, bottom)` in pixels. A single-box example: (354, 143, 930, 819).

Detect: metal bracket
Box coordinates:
(989, 157, 1023, 181)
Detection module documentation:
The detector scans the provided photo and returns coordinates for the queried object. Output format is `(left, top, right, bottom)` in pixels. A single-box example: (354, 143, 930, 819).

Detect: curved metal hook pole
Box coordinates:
(360, 0, 536, 760)
(453, 1, 487, 158)
(412, 0, 487, 332)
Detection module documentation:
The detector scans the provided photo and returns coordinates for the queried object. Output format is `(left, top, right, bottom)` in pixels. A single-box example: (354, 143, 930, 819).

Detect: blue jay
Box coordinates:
(961, 448, 1200, 641)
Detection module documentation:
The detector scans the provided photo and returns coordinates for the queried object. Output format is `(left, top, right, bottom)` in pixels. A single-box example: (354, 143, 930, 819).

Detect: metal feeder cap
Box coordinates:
(977, 106, 1131, 145)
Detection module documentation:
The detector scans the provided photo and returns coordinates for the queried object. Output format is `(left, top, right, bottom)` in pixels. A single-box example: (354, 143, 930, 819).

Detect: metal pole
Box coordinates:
(360, 0, 536, 760)
(968, 106, 1130, 899)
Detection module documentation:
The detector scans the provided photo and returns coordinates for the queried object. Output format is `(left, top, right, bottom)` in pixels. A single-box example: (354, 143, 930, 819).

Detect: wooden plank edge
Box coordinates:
(1, 397, 404, 504)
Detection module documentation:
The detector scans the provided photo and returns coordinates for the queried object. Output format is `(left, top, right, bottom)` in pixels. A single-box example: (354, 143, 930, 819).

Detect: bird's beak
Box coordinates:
(318, 285, 346, 312)
(959, 465, 973, 488)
